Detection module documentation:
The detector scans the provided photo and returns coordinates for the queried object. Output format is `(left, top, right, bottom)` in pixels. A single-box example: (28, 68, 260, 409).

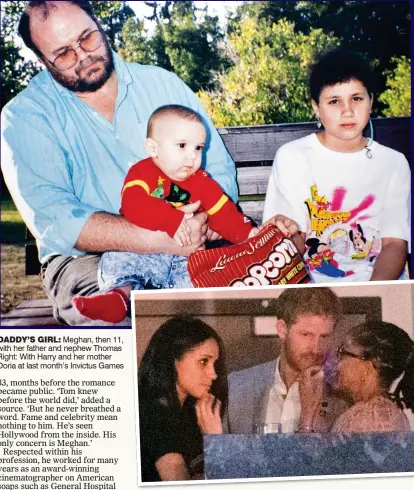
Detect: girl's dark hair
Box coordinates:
(138, 316, 228, 414)
(349, 320, 414, 412)
(18, 1, 101, 58)
(310, 48, 375, 103)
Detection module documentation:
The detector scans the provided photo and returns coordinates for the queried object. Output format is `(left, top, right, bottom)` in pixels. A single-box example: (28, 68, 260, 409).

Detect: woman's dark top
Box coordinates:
(139, 398, 203, 482)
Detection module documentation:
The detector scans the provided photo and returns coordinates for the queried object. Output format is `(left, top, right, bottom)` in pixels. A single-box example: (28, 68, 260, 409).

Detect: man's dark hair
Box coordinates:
(147, 104, 204, 138)
(310, 48, 375, 103)
(138, 316, 228, 414)
(18, 1, 101, 59)
(276, 287, 342, 329)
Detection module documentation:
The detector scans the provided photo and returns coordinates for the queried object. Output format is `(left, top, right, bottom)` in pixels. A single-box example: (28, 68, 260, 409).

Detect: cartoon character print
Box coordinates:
(165, 183, 191, 208)
(305, 185, 379, 263)
(349, 223, 378, 262)
(305, 238, 354, 278)
(151, 176, 191, 208)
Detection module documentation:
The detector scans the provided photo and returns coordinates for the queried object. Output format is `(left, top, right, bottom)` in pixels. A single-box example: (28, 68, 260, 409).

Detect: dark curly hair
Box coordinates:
(138, 316, 228, 414)
(18, 1, 101, 59)
(349, 320, 414, 412)
(310, 48, 375, 103)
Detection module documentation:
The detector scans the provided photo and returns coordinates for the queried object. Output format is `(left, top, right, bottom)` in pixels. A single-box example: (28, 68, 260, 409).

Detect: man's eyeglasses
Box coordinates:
(47, 30, 104, 71)
(336, 346, 370, 362)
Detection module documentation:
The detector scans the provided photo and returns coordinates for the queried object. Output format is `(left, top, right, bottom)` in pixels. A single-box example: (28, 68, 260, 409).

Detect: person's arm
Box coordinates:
(196, 174, 255, 243)
(155, 453, 190, 481)
(1, 107, 206, 257)
(370, 238, 407, 281)
(74, 208, 207, 256)
(262, 214, 305, 255)
(167, 72, 238, 202)
(121, 174, 190, 238)
(371, 154, 410, 280)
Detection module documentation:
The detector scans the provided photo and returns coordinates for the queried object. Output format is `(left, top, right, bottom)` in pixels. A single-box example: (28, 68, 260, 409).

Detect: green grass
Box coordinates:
(1, 195, 46, 314)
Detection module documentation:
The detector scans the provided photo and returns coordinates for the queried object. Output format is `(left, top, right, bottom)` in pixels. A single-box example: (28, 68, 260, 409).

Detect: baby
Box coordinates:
(73, 104, 258, 323)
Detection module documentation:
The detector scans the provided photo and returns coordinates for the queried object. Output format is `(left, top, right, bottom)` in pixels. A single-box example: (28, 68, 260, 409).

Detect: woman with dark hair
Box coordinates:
(299, 320, 414, 432)
(138, 316, 227, 481)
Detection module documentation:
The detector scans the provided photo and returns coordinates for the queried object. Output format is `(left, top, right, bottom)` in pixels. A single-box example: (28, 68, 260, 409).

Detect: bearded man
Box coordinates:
(1, 1, 237, 325)
(227, 287, 348, 433)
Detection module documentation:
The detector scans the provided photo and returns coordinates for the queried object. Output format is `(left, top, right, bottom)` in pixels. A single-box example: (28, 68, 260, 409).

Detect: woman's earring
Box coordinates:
(316, 117, 322, 129)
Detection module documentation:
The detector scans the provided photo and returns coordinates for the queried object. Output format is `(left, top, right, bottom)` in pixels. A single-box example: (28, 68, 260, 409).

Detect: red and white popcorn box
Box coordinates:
(188, 224, 311, 288)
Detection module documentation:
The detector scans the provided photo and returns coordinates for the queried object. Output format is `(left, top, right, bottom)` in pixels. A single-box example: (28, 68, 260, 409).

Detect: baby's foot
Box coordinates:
(73, 288, 129, 323)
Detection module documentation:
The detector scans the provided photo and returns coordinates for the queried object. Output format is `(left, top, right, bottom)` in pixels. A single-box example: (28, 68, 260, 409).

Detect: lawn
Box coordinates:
(1, 195, 46, 314)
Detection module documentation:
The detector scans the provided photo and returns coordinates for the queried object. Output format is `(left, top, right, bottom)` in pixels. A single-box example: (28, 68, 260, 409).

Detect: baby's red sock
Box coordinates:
(72, 288, 129, 323)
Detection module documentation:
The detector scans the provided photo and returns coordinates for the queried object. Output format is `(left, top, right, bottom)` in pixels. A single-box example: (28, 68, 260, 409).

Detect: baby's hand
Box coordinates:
(248, 227, 259, 238)
(173, 215, 192, 247)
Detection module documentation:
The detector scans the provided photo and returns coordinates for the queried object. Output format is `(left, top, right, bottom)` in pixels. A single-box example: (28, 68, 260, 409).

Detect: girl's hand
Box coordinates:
(195, 394, 223, 434)
(262, 214, 299, 238)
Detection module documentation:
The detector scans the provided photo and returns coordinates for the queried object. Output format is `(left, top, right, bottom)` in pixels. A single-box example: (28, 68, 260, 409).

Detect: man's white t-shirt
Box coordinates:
(263, 133, 410, 282)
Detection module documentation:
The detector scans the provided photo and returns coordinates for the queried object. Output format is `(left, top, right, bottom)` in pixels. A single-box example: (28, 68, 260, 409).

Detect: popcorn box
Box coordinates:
(188, 225, 311, 288)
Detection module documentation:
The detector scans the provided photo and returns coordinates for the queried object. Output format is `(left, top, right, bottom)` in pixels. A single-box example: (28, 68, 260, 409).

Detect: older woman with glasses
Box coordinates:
(298, 320, 414, 432)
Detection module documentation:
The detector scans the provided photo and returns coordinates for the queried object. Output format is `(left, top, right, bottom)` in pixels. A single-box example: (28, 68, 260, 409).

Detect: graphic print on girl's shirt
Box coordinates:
(304, 185, 381, 282)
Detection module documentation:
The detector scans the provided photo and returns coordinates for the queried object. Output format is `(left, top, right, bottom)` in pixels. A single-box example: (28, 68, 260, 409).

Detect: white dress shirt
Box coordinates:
(265, 357, 301, 433)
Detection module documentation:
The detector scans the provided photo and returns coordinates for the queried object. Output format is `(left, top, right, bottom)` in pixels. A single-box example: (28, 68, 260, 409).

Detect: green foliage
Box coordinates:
(119, 1, 228, 92)
(1, 0, 410, 124)
(117, 17, 155, 65)
(230, 1, 411, 112)
(1, 2, 39, 110)
(198, 18, 339, 126)
(92, 1, 134, 50)
(379, 56, 411, 117)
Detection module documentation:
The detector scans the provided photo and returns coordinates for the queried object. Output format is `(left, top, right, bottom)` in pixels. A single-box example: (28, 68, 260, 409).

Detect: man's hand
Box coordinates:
(195, 394, 223, 434)
(74, 204, 207, 257)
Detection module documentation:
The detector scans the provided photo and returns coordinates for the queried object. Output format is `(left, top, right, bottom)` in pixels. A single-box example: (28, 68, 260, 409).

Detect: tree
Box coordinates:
(378, 56, 411, 117)
(117, 17, 156, 66)
(91, 1, 134, 50)
(230, 1, 411, 111)
(120, 1, 228, 92)
(1, 1, 39, 110)
(198, 18, 339, 126)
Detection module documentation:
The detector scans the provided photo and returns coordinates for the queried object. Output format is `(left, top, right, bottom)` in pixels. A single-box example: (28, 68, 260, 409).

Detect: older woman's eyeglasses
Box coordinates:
(336, 346, 370, 362)
(48, 30, 104, 71)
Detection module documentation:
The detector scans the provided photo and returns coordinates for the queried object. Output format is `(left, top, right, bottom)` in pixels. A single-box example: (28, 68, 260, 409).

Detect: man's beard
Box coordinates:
(285, 344, 325, 374)
(48, 39, 115, 93)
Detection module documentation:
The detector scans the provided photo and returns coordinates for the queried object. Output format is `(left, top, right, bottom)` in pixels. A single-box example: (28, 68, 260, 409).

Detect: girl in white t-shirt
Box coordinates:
(263, 48, 410, 283)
